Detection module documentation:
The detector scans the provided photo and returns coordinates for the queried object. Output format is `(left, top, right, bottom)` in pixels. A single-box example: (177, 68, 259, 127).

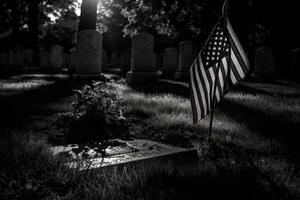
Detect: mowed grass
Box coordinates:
(111, 79, 300, 199)
(1, 75, 300, 199)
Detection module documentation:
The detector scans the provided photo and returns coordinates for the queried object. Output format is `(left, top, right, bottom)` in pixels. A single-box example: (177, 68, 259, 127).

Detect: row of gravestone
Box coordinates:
(0, 45, 68, 69)
(104, 34, 300, 82)
(254, 47, 300, 77)
(104, 33, 198, 83)
(1, 31, 300, 81)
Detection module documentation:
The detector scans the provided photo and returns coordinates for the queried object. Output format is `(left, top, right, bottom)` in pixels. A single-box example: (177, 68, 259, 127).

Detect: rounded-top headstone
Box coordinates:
(131, 32, 156, 72)
(175, 41, 196, 77)
(164, 47, 178, 73)
(24, 49, 33, 67)
(254, 46, 276, 76)
(40, 48, 51, 68)
(132, 32, 154, 54)
(77, 29, 102, 74)
(9, 44, 25, 68)
(290, 48, 300, 79)
(50, 45, 64, 68)
(0, 52, 8, 67)
(126, 32, 157, 83)
(102, 49, 107, 68)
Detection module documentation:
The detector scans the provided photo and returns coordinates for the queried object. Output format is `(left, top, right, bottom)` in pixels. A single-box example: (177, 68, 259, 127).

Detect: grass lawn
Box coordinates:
(0, 73, 300, 199)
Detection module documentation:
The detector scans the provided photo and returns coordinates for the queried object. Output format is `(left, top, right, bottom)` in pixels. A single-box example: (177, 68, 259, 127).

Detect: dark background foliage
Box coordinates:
(1, 0, 299, 75)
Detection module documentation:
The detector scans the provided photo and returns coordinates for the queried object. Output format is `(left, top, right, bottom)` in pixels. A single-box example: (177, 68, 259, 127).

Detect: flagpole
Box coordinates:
(207, 0, 229, 143)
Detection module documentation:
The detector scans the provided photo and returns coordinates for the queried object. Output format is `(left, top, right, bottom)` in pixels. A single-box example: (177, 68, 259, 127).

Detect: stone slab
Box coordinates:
(50, 139, 198, 171)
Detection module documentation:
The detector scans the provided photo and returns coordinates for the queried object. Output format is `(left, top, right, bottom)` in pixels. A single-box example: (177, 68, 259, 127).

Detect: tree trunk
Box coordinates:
(78, 0, 98, 31)
(28, 0, 40, 67)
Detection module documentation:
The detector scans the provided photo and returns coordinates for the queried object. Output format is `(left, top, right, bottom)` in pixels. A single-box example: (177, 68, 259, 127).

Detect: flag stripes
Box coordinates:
(190, 16, 250, 124)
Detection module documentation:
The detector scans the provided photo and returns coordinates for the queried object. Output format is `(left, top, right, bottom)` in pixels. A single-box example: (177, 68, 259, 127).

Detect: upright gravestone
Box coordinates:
(290, 48, 300, 80)
(174, 41, 196, 80)
(40, 49, 51, 68)
(163, 47, 178, 76)
(50, 45, 64, 68)
(9, 45, 25, 68)
(126, 32, 157, 83)
(254, 47, 276, 76)
(110, 52, 120, 67)
(70, 50, 78, 73)
(120, 48, 131, 73)
(75, 30, 102, 77)
(63, 54, 70, 68)
(0, 53, 8, 67)
(24, 49, 33, 68)
(102, 49, 107, 69)
(157, 52, 164, 70)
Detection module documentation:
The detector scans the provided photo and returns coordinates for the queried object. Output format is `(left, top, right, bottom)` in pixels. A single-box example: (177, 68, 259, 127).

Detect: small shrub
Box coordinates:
(66, 81, 128, 144)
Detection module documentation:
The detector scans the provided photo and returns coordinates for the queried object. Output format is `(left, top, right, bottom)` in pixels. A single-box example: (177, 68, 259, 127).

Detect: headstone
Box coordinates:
(174, 41, 196, 80)
(50, 45, 64, 68)
(9, 45, 25, 68)
(126, 32, 157, 84)
(110, 52, 121, 68)
(70, 49, 78, 73)
(163, 47, 178, 75)
(76, 29, 102, 76)
(254, 47, 276, 76)
(40, 49, 51, 68)
(290, 48, 300, 80)
(102, 49, 107, 68)
(63, 54, 70, 67)
(24, 49, 34, 67)
(0, 52, 8, 67)
(120, 48, 131, 73)
(157, 52, 164, 70)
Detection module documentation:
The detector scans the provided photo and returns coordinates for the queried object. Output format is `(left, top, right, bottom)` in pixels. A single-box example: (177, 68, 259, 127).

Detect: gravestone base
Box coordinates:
(50, 139, 198, 171)
(73, 73, 106, 81)
(174, 71, 189, 80)
(126, 71, 157, 84)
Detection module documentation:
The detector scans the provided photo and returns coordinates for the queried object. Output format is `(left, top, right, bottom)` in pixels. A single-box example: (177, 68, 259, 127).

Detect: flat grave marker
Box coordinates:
(51, 139, 198, 171)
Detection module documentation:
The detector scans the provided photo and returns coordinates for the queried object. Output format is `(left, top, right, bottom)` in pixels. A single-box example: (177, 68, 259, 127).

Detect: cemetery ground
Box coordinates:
(0, 72, 300, 200)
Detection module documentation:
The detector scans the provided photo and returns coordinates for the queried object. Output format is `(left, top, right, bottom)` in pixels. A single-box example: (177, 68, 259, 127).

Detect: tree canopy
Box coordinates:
(1, 0, 299, 52)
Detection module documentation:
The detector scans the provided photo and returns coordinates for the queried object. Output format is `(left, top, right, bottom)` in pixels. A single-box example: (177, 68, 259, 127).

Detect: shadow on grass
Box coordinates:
(129, 79, 190, 98)
(236, 84, 300, 99)
(123, 162, 272, 200)
(0, 74, 86, 133)
(218, 97, 300, 160)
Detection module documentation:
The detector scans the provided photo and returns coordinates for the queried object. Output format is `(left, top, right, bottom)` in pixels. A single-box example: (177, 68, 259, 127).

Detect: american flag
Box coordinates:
(190, 16, 250, 124)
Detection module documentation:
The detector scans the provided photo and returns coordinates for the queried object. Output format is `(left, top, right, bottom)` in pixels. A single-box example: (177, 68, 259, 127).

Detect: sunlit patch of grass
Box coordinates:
(2, 78, 300, 199)
(226, 91, 300, 116)
(106, 80, 300, 198)
(0, 79, 55, 97)
(0, 130, 205, 200)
